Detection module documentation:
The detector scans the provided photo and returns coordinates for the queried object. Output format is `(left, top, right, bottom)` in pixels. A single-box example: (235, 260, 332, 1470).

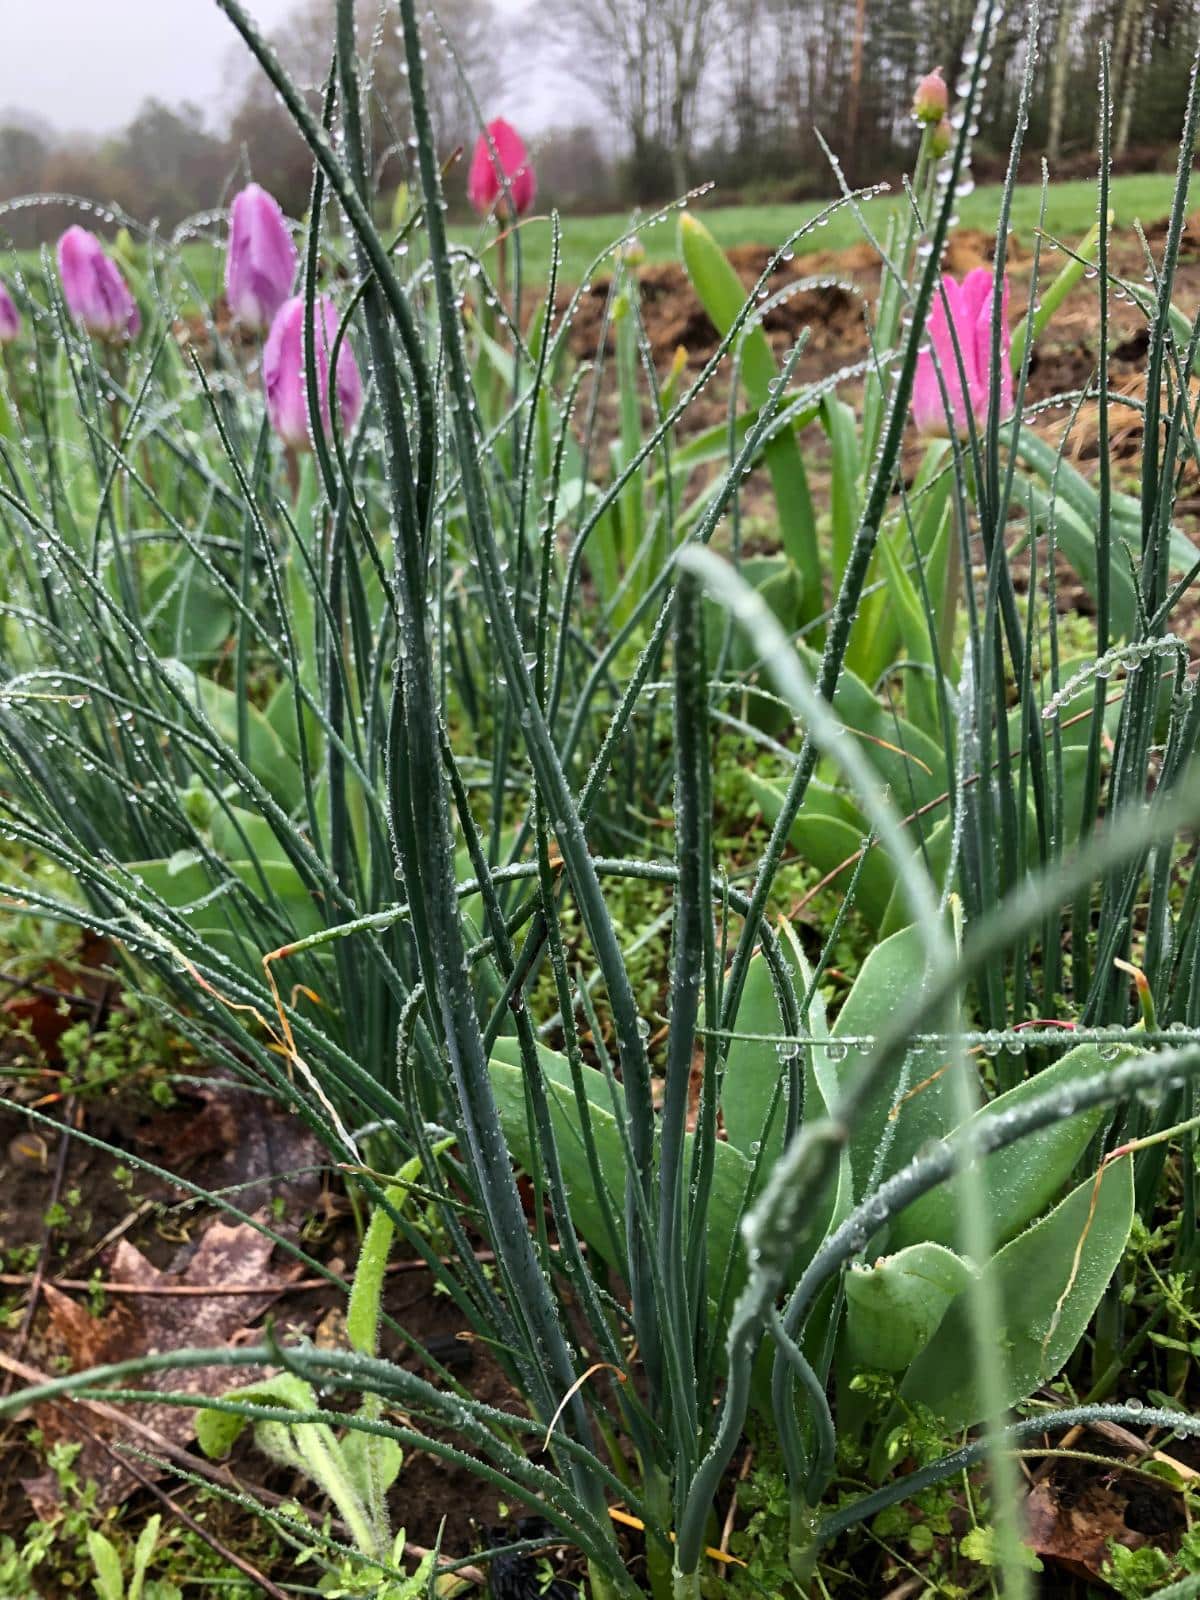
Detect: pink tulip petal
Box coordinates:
(468, 118, 536, 218)
(226, 184, 298, 331)
(57, 226, 139, 341)
(0, 279, 20, 344)
(264, 294, 363, 452)
(912, 268, 1012, 437)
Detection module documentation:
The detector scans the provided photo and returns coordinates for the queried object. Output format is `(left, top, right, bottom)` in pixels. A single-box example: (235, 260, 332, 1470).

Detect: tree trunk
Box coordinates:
(1107, 0, 1139, 154)
(1046, 0, 1074, 164)
(1114, 0, 1147, 155)
(846, 0, 869, 153)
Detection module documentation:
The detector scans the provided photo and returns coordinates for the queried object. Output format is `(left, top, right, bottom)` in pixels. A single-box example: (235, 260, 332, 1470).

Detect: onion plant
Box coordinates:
(0, 2, 1199, 1597)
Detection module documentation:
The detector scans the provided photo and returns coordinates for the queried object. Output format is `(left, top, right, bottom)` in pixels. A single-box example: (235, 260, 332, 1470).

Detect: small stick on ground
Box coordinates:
(718, 1446, 754, 1557)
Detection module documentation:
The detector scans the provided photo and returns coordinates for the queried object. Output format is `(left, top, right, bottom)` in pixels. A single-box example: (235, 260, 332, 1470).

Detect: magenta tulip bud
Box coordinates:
(263, 294, 363, 453)
(0, 279, 20, 345)
(912, 269, 1013, 437)
(467, 118, 536, 219)
(57, 226, 139, 340)
(913, 69, 949, 125)
(225, 183, 298, 332)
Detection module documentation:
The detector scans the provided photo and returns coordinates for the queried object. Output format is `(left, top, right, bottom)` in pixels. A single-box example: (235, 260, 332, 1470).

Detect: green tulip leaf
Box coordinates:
(891, 1156, 1134, 1439)
(830, 922, 970, 1201)
(844, 1242, 976, 1371)
(489, 1036, 752, 1307)
(889, 1041, 1138, 1251)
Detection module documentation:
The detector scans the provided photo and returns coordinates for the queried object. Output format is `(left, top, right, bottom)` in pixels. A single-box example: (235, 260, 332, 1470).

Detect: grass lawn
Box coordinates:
(15, 170, 1185, 308)
(446, 169, 1186, 286)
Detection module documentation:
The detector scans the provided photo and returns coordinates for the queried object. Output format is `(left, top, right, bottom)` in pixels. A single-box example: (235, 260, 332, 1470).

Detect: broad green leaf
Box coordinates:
(893, 1157, 1134, 1435)
(717, 930, 853, 1326)
(488, 1037, 753, 1306)
(613, 288, 646, 573)
(703, 555, 805, 675)
(1148, 1577, 1200, 1600)
(1016, 427, 1142, 538)
(745, 772, 896, 928)
(86, 1530, 125, 1600)
(830, 922, 969, 1200)
(878, 816, 951, 937)
(720, 943, 828, 1169)
(889, 1042, 1138, 1251)
(347, 1139, 454, 1359)
(142, 550, 233, 662)
(844, 1242, 976, 1371)
(821, 394, 860, 576)
(795, 644, 948, 811)
(195, 1371, 317, 1460)
(1009, 217, 1101, 369)
(209, 803, 289, 866)
(679, 212, 820, 621)
(347, 1161, 421, 1360)
(875, 523, 940, 736)
(341, 1427, 404, 1505)
(128, 1513, 161, 1600)
(1022, 481, 1136, 641)
(196, 1373, 380, 1558)
(124, 856, 324, 942)
(161, 660, 298, 810)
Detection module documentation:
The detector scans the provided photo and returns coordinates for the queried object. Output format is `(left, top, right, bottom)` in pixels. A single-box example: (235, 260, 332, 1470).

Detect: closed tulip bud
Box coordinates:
(467, 118, 536, 219)
(0, 279, 20, 344)
(57, 226, 140, 340)
(929, 116, 953, 158)
(225, 183, 298, 332)
(913, 69, 949, 125)
(263, 294, 363, 452)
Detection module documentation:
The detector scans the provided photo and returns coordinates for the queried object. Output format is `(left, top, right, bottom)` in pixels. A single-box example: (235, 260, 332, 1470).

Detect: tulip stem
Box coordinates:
(938, 494, 964, 673)
(0, 347, 23, 437)
(285, 444, 301, 502)
(496, 224, 508, 319)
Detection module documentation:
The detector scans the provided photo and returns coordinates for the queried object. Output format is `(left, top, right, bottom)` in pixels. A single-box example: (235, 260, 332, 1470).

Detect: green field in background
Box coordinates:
(15, 170, 1186, 308)
(444, 170, 1184, 286)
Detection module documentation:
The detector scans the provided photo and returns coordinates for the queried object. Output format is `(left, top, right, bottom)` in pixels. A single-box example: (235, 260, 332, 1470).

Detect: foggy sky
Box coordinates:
(1, 1, 300, 134)
(3, 0, 549, 138)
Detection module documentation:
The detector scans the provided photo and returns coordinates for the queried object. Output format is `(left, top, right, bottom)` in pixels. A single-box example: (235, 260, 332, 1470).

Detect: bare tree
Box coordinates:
(229, 0, 504, 165)
(547, 0, 724, 197)
(1046, 0, 1077, 163)
(658, 0, 725, 190)
(547, 0, 661, 189)
(1113, 0, 1150, 154)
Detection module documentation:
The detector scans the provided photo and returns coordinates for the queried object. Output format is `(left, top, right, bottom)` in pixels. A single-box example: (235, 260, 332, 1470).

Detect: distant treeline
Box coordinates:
(0, 0, 1192, 246)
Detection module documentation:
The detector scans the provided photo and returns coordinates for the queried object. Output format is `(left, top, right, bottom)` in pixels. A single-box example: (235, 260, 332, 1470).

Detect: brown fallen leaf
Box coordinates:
(1025, 1474, 1146, 1583)
(136, 1072, 328, 1222)
(37, 1218, 301, 1506)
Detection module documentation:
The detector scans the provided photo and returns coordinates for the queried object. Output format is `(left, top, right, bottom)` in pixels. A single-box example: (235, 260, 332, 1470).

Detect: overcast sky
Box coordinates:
(0, 0, 548, 136)
(1, 1, 298, 133)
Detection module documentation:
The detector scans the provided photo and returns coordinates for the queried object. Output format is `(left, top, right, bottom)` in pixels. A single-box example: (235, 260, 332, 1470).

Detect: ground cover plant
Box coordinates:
(1, 0, 1200, 1595)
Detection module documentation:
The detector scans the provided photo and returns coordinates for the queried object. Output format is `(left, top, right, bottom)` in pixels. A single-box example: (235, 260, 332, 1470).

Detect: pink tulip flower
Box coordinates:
(467, 118, 536, 219)
(225, 183, 298, 332)
(0, 279, 20, 344)
(57, 226, 140, 340)
(912, 269, 1013, 437)
(263, 294, 363, 452)
(913, 69, 949, 125)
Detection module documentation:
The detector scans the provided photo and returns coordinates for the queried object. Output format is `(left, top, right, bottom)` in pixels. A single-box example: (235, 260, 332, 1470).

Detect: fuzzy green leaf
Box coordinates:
(894, 1157, 1134, 1435)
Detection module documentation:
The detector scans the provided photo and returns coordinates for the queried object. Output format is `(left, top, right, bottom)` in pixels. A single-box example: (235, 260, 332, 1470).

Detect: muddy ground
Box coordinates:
(562, 212, 1200, 427)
